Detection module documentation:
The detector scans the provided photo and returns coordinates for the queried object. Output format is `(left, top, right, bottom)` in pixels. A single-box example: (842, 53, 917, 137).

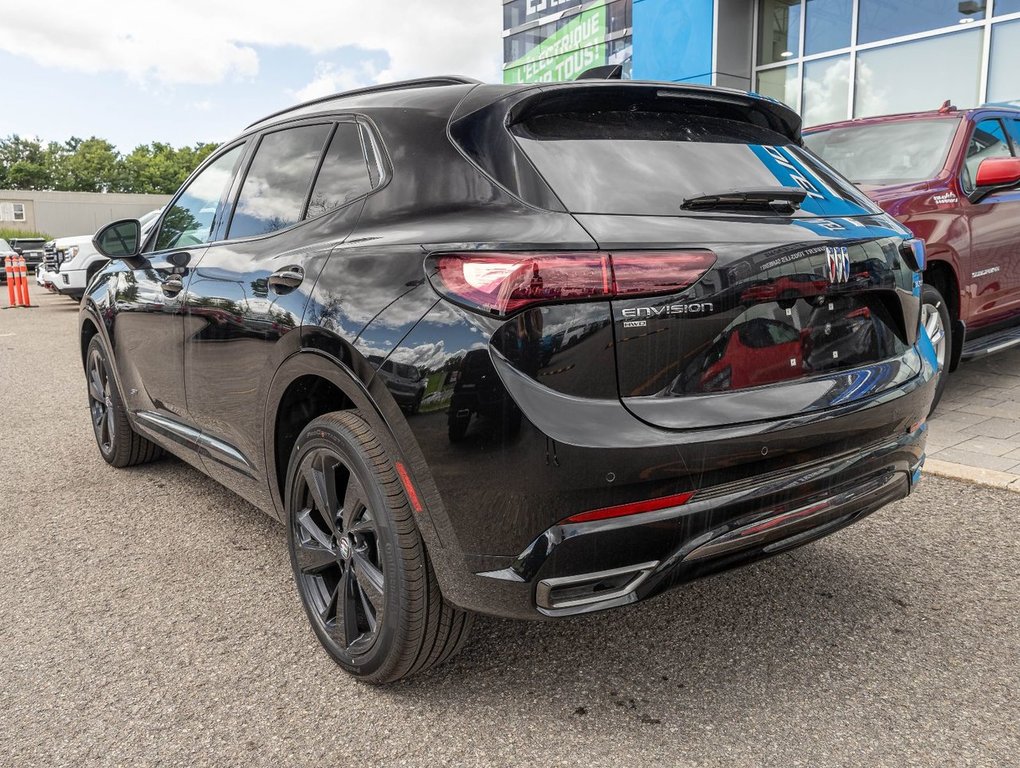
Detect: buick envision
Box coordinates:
(81, 77, 936, 683)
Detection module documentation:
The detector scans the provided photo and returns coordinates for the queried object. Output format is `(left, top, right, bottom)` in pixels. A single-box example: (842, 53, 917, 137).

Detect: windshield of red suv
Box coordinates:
(804, 118, 959, 186)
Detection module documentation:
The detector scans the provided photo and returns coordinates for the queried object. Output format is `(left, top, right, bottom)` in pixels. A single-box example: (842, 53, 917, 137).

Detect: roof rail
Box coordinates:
(246, 76, 482, 128)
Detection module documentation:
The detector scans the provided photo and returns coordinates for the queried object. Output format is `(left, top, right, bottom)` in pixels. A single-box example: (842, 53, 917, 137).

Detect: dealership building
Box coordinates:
(502, 0, 1020, 126)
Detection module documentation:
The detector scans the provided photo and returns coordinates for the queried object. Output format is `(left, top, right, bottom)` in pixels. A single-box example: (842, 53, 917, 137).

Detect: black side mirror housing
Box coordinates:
(93, 219, 142, 259)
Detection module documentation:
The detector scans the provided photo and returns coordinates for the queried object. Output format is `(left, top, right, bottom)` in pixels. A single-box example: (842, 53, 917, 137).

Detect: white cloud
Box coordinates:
(292, 61, 382, 102)
(0, 1, 503, 88)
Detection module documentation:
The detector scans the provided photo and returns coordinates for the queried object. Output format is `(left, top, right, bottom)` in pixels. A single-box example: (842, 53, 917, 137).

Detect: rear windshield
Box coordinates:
(511, 111, 876, 217)
(803, 118, 959, 185)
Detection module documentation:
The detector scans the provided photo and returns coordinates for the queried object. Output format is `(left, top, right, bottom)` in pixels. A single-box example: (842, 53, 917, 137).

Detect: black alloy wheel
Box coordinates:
(291, 448, 386, 655)
(286, 411, 473, 683)
(87, 347, 116, 456)
(84, 336, 163, 467)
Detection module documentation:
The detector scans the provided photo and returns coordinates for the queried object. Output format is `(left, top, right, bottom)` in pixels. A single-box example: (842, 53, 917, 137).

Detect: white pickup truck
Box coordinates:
(46, 209, 161, 300)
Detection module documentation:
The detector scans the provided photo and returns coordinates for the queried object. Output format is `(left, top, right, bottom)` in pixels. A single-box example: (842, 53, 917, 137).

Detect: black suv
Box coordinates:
(8, 236, 46, 272)
(81, 77, 936, 683)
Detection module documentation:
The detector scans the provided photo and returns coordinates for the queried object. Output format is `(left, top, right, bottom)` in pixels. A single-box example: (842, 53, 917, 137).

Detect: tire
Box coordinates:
(85, 336, 164, 467)
(285, 411, 473, 683)
(921, 283, 952, 415)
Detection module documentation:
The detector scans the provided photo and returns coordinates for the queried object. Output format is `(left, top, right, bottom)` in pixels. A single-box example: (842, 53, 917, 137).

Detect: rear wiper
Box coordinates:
(680, 187, 808, 214)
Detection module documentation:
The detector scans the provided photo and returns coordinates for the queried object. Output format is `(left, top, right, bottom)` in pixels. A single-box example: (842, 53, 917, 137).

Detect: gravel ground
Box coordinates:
(2, 292, 1019, 767)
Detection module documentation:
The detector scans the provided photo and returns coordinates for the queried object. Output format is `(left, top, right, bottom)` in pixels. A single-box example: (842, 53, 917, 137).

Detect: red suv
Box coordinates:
(805, 106, 1020, 410)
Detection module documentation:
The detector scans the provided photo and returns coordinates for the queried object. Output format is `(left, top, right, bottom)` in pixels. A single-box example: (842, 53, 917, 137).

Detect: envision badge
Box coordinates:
(621, 303, 715, 319)
(826, 245, 850, 284)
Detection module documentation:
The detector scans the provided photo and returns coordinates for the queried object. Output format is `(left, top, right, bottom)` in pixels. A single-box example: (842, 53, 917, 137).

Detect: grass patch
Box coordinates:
(0, 228, 51, 241)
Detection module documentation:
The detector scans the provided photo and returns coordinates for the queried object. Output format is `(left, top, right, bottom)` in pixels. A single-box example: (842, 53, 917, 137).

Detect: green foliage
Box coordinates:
(0, 134, 219, 194)
(0, 228, 50, 240)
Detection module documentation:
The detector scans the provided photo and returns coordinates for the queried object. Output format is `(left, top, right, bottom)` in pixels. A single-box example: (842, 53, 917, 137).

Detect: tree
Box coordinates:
(0, 134, 218, 194)
(116, 141, 219, 194)
(62, 137, 121, 192)
(0, 135, 51, 189)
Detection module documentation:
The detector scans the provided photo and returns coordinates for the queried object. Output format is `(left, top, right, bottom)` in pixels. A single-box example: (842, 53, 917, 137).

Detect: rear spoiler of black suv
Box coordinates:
(449, 81, 803, 212)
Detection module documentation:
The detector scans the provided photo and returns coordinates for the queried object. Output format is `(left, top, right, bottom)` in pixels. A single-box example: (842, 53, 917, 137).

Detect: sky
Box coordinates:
(0, 0, 504, 151)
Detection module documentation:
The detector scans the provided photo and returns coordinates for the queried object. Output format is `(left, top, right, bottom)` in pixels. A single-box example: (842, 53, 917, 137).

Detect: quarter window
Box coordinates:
(154, 145, 244, 251)
(964, 119, 1014, 192)
(228, 124, 332, 239)
(305, 123, 375, 220)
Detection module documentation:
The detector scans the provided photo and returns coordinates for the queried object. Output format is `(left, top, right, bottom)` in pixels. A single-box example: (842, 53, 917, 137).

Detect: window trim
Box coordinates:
(12, 202, 25, 222)
(210, 114, 390, 247)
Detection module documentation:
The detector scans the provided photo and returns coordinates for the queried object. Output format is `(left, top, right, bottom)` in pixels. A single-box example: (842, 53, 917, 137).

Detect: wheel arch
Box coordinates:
(924, 256, 964, 371)
(263, 350, 451, 556)
(80, 315, 100, 367)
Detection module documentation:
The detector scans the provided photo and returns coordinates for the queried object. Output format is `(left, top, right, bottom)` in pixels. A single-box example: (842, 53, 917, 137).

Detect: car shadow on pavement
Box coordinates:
(394, 541, 913, 710)
(126, 454, 940, 736)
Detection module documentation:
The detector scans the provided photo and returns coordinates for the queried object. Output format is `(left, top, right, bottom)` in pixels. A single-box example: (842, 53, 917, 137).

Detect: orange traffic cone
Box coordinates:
(16, 256, 31, 307)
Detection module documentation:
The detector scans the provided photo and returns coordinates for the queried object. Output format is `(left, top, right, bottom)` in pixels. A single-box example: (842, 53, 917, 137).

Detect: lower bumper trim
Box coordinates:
(681, 471, 899, 563)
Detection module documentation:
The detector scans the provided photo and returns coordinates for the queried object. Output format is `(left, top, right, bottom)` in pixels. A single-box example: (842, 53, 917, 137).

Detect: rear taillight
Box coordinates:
(428, 251, 716, 317)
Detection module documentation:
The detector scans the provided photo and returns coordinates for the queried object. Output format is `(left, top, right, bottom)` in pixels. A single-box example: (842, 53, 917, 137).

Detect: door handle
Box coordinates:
(161, 274, 184, 296)
(269, 266, 305, 292)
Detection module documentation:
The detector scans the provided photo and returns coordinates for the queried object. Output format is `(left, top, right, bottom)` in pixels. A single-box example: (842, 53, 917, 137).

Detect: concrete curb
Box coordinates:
(923, 458, 1020, 493)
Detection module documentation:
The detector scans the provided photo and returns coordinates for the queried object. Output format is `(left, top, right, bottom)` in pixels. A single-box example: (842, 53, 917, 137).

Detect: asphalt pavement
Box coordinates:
(2, 292, 1019, 767)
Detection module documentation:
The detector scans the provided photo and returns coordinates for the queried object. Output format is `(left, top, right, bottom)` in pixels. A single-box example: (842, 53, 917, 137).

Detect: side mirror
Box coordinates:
(971, 157, 1020, 203)
(93, 218, 142, 258)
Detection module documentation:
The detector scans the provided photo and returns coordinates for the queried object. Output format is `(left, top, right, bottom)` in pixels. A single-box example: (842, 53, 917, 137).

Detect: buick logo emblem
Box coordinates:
(826, 245, 850, 284)
(338, 537, 353, 560)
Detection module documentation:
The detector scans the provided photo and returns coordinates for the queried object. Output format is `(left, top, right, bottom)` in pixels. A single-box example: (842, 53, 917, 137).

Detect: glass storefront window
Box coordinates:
(758, 0, 802, 65)
(988, 18, 1020, 106)
(607, 0, 632, 33)
(802, 55, 850, 126)
(757, 65, 800, 111)
(504, 0, 587, 31)
(854, 30, 981, 118)
(995, 0, 1020, 15)
(857, 0, 985, 45)
(805, 0, 852, 55)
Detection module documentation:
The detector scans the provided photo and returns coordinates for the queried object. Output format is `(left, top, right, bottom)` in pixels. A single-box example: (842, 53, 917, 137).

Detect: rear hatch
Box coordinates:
(452, 84, 923, 428)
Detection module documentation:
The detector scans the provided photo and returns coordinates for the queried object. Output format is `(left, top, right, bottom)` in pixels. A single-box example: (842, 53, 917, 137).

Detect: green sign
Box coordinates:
(503, 5, 607, 84)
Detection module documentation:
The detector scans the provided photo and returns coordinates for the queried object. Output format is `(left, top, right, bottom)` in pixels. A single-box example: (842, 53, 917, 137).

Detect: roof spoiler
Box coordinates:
(576, 64, 623, 80)
(490, 82, 802, 142)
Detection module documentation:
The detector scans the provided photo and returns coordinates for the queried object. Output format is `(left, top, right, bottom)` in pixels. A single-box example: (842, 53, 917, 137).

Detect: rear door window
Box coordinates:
(228, 124, 332, 239)
(305, 122, 375, 219)
(511, 110, 876, 217)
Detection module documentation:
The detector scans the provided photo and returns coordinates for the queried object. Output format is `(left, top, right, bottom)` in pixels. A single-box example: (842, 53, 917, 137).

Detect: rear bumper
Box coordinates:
(420, 342, 935, 620)
(474, 430, 923, 618)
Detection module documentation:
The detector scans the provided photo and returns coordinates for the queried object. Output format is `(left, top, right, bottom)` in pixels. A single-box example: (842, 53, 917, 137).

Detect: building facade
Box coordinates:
(0, 190, 170, 238)
(503, 0, 1020, 126)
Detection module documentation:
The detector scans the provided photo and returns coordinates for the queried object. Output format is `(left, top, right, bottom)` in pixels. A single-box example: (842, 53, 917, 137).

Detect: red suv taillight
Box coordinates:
(427, 251, 716, 317)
